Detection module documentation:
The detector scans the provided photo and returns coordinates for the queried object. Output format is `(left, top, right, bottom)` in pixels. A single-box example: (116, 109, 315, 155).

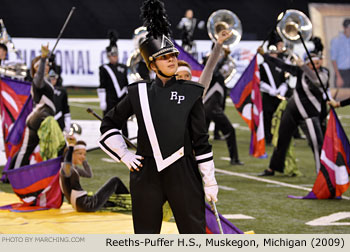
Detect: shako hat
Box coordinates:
(139, 0, 179, 67)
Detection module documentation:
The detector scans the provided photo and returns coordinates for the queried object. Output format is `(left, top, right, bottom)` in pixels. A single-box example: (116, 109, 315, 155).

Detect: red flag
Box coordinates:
(0, 77, 31, 156)
(289, 109, 350, 199)
(0, 157, 63, 212)
(229, 55, 266, 158)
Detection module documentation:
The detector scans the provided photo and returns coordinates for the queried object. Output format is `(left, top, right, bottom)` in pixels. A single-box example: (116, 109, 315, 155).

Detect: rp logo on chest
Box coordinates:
(170, 91, 185, 104)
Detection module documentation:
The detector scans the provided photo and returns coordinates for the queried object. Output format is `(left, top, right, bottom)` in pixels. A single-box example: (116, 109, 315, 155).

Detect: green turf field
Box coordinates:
(1, 89, 350, 234)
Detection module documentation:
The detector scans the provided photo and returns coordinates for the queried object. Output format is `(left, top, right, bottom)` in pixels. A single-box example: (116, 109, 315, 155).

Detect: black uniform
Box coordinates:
(99, 63, 128, 113)
(259, 59, 287, 144)
(203, 73, 240, 164)
(53, 86, 70, 132)
(99, 62, 129, 136)
(59, 146, 129, 212)
(99, 77, 212, 234)
(10, 57, 56, 169)
(265, 55, 329, 174)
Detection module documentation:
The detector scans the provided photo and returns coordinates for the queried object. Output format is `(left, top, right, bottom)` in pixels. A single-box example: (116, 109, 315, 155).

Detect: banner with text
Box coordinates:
(7, 38, 312, 88)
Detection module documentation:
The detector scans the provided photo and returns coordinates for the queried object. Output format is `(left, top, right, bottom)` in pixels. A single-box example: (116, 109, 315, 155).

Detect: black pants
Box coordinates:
(130, 156, 205, 234)
(10, 106, 54, 169)
(205, 93, 239, 162)
(269, 98, 323, 173)
(75, 177, 129, 212)
(9, 127, 39, 169)
(262, 93, 281, 144)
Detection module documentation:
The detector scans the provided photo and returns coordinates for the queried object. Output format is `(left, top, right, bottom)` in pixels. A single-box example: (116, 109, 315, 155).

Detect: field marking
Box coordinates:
(218, 185, 236, 191)
(222, 214, 255, 220)
(101, 158, 116, 163)
(69, 102, 100, 110)
(68, 98, 99, 102)
(306, 212, 350, 226)
(215, 168, 350, 200)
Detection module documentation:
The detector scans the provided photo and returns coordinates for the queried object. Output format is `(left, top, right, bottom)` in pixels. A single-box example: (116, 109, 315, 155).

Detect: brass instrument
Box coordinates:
(206, 9, 242, 84)
(126, 26, 150, 82)
(0, 19, 28, 79)
(276, 9, 312, 43)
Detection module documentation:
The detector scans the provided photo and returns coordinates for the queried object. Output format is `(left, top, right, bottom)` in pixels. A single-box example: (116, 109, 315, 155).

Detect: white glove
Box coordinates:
(197, 155, 218, 202)
(97, 88, 107, 111)
(120, 151, 143, 171)
(204, 184, 218, 202)
(99, 129, 143, 171)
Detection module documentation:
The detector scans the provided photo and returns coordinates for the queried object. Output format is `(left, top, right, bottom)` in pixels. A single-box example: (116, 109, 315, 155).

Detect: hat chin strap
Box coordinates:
(154, 62, 175, 78)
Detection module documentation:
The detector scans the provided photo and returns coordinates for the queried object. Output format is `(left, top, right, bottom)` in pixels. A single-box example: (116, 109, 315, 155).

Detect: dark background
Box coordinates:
(1, 0, 349, 40)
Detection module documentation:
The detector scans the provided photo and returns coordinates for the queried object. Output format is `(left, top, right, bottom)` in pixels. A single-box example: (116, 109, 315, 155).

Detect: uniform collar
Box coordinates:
(155, 76, 177, 88)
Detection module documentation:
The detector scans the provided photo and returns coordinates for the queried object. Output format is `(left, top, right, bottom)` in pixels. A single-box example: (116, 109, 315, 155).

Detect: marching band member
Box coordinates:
(259, 44, 288, 145)
(49, 69, 71, 134)
(99, 0, 218, 234)
(176, 9, 205, 53)
(9, 44, 57, 169)
(60, 136, 129, 212)
(98, 30, 129, 136)
(258, 47, 329, 176)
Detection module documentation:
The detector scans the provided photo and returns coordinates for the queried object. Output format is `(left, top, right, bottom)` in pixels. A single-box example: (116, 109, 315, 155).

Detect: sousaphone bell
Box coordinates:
(207, 9, 242, 83)
(276, 9, 312, 44)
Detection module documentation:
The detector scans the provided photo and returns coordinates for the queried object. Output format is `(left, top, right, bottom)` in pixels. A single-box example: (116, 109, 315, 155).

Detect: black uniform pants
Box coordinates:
(262, 93, 281, 144)
(75, 177, 129, 212)
(10, 127, 39, 169)
(205, 93, 239, 162)
(10, 107, 54, 169)
(269, 98, 323, 173)
(130, 156, 205, 234)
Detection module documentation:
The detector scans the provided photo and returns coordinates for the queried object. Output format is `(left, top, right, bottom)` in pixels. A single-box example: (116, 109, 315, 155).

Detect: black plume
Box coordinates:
(311, 36, 324, 55)
(140, 0, 172, 39)
(107, 29, 119, 46)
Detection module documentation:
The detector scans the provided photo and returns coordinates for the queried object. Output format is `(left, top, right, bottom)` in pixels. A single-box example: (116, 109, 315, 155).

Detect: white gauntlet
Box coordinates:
(64, 113, 71, 134)
(97, 88, 107, 111)
(196, 152, 218, 202)
(99, 129, 142, 171)
(277, 83, 288, 97)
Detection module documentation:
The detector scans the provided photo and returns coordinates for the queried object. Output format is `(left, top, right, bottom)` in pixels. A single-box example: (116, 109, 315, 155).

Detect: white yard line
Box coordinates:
(215, 168, 350, 200)
(68, 98, 99, 102)
(218, 185, 236, 191)
(69, 102, 100, 110)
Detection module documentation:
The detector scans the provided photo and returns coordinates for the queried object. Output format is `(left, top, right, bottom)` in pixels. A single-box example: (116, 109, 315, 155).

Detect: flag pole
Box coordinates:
(211, 201, 224, 234)
(49, 7, 76, 57)
(298, 31, 330, 101)
(86, 108, 137, 149)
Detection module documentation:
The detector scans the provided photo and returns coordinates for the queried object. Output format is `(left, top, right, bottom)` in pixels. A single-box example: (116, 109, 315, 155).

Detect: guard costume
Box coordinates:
(98, 0, 217, 234)
(203, 72, 241, 165)
(259, 50, 288, 144)
(59, 145, 129, 212)
(264, 54, 329, 174)
(49, 70, 71, 133)
(10, 56, 56, 169)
